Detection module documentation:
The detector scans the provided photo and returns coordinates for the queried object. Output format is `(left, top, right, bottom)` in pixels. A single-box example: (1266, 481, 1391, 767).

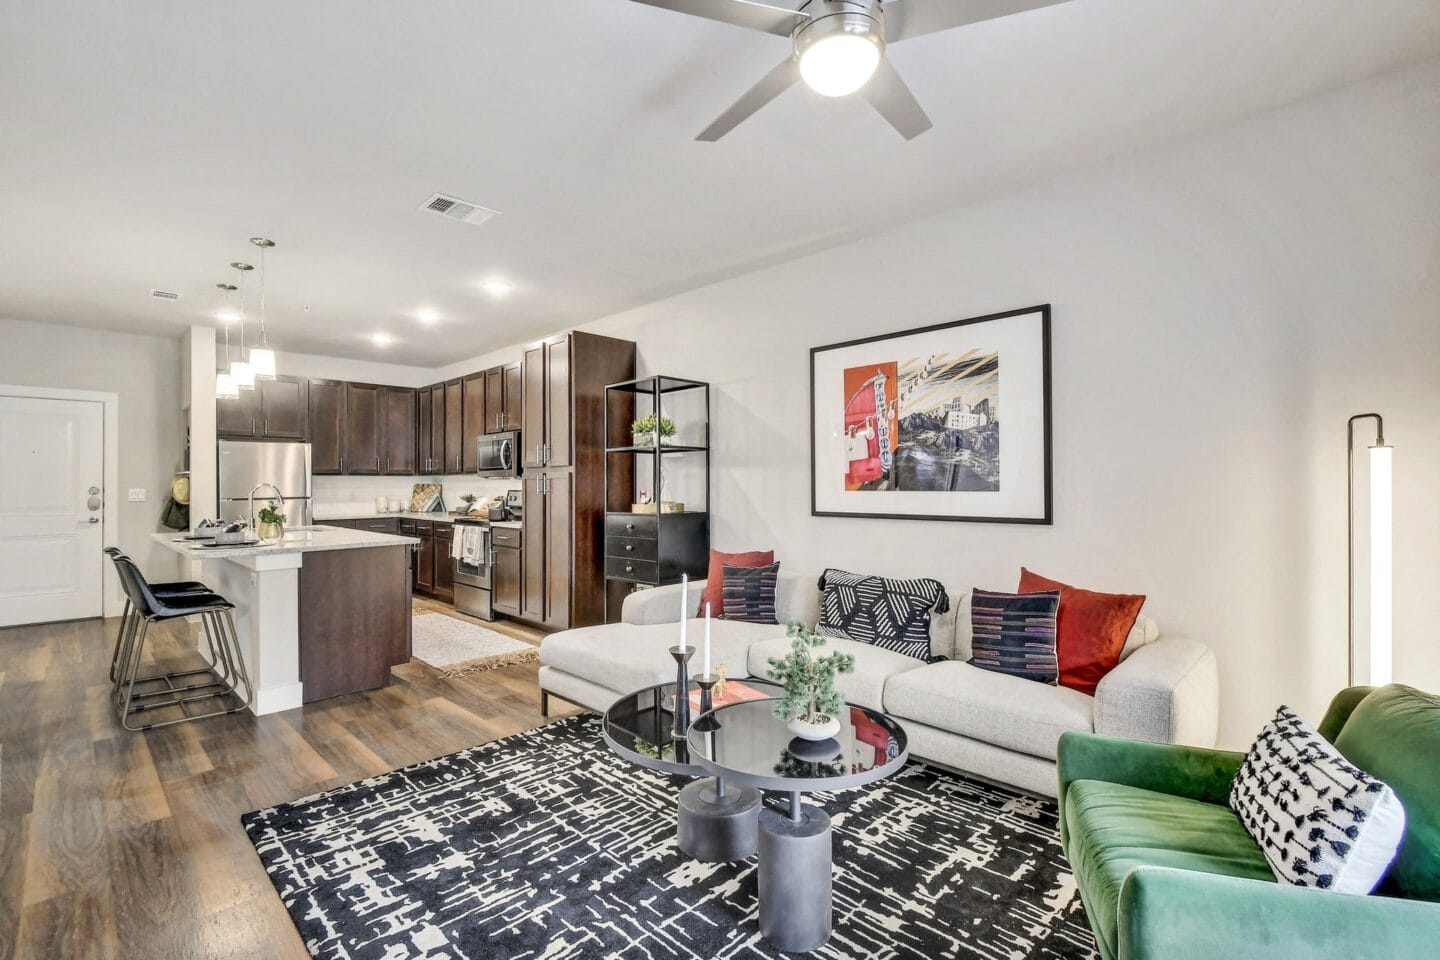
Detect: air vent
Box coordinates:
(420, 192, 500, 227)
(149, 289, 180, 301)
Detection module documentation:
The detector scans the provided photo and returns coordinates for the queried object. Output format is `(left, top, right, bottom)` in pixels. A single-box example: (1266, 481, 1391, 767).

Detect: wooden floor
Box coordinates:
(0, 601, 576, 960)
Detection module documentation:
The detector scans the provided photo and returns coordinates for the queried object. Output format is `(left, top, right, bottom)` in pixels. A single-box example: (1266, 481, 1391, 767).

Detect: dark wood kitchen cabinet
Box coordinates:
(484, 362, 521, 434)
(217, 375, 308, 441)
(417, 388, 432, 474)
(433, 523, 455, 603)
(521, 337, 571, 469)
(492, 525, 522, 617)
(380, 386, 417, 475)
(516, 331, 635, 630)
(308, 379, 346, 474)
(461, 372, 486, 473)
(417, 382, 447, 475)
(443, 379, 463, 474)
(344, 382, 382, 475)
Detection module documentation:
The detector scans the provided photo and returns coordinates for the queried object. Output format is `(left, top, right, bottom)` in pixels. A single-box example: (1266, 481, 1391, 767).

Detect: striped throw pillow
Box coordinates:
(721, 562, 780, 624)
(968, 589, 1061, 684)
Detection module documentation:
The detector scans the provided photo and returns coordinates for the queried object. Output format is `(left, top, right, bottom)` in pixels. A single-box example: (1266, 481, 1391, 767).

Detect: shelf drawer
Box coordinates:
(361, 518, 399, 535)
(415, 520, 433, 536)
(606, 555, 658, 584)
(492, 526, 522, 548)
(605, 513, 657, 540)
(606, 535, 658, 562)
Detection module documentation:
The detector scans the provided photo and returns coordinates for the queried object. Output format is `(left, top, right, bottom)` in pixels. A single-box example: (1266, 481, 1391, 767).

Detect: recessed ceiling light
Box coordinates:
(416, 309, 441, 324)
(481, 278, 514, 297)
(371, 333, 395, 347)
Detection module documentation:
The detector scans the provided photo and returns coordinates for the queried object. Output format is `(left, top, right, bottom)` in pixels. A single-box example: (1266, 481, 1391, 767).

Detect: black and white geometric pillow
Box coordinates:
(816, 568, 949, 660)
(1229, 706, 1406, 895)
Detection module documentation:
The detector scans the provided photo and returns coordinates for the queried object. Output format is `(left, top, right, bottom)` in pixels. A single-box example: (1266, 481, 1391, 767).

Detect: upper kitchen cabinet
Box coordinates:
(308, 379, 347, 475)
(216, 375, 308, 441)
(522, 336, 573, 469)
(344, 382, 383, 475)
(417, 382, 447, 475)
(380, 386, 417, 475)
(484, 362, 521, 434)
(443, 379, 463, 474)
(460, 372, 485, 472)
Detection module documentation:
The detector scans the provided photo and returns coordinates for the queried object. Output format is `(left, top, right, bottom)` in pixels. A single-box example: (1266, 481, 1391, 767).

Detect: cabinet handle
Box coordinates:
(625, 563, 634, 573)
(251, 417, 256, 435)
(625, 522, 635, 532)
(264, 418, 270, 435)
(624, 544, 633, 552)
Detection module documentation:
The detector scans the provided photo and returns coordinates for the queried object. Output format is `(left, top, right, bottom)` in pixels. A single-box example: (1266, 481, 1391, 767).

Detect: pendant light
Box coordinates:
(229, 261, 255, 389)
(215, 282, 240, 400)
(248, 237, 277, 380)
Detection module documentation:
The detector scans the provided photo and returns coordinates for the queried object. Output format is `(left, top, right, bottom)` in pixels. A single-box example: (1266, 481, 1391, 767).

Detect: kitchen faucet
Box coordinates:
(247, 483, 286, 530)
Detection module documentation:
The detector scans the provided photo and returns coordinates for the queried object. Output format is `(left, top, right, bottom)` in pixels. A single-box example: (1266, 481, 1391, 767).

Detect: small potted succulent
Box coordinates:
(256, 500, 287, 543)
(631, 413, 677, 448)
(767, 622, 855, 741)
(458, 493, 478, 515)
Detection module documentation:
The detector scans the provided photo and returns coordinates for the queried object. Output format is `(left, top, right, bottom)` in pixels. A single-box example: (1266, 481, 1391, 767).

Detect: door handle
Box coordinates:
(84, 517, 100, 524)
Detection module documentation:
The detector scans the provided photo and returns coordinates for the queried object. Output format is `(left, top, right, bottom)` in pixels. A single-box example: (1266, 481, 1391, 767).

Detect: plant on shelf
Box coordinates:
(766, 623, 855, 741)
(631, 413, 677, 447)
(256, 500, 287, 543)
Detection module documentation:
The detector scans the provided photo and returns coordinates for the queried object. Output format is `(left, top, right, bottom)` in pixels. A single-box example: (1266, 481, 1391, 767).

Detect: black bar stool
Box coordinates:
(103, 547, 211, 683)
(109, 554, 253, 731)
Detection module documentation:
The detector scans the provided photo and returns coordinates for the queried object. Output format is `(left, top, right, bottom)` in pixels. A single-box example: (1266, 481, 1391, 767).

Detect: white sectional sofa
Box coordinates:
(538, 573, 1219, 797)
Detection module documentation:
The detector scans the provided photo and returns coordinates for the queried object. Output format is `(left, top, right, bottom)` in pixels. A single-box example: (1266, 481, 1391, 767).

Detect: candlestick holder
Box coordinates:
(669, 645, 695, 739)
(692, 673, 720, 732)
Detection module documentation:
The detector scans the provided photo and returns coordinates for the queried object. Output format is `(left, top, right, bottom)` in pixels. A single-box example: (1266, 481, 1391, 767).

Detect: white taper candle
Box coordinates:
(703, 602, 711, 676)
(679, 574, 689, 651)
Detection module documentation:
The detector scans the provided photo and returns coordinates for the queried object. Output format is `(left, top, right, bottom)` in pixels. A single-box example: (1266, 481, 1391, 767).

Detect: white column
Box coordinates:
(201, 552, 305, 715)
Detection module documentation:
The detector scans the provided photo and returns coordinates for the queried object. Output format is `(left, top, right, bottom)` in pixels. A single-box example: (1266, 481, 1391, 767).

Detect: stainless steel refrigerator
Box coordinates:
(217, 441, 313, 526)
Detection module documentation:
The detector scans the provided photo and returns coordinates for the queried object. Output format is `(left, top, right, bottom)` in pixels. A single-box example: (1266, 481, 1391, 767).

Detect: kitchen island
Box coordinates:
(153, 525, 419, 714)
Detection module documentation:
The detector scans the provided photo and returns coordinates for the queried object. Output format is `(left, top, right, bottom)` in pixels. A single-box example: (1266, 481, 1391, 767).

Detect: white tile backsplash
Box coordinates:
(313, 474, 517, 517)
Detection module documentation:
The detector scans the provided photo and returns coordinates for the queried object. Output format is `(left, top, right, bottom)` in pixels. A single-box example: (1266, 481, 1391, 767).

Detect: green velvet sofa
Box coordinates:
(1057, 684, 1440, 960)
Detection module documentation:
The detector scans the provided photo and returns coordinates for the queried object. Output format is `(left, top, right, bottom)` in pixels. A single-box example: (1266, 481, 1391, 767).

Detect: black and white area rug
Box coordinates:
(243, 716, 1096, 960)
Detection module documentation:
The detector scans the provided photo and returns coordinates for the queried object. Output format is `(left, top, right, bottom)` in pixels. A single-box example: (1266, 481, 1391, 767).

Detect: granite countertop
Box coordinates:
(489, 520, 521, 529)
(314, 511, 459, 523)
(154, 526, 420, 560)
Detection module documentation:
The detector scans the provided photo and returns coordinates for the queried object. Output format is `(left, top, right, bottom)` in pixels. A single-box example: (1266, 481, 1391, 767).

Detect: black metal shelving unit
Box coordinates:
(602, 376, 711, 622)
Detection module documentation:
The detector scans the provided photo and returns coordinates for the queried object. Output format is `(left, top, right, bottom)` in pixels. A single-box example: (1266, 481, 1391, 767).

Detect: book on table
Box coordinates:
(671, 681, 770, 713)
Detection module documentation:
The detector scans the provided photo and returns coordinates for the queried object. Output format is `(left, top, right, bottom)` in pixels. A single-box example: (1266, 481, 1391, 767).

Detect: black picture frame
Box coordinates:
(809, 304, 1053, 525)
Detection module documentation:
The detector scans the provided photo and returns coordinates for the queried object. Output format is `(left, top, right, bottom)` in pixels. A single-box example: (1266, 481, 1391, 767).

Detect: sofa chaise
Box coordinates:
(539, 573, 1218, 796)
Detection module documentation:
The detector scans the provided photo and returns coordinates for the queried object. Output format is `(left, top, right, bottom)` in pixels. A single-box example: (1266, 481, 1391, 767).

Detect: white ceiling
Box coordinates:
(2, 0, 1437, 366)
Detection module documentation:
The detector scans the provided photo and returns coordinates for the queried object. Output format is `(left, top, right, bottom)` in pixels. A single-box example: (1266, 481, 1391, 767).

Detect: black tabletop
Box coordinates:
(685, 698, 909, 794)
(602, 680, 782, 777)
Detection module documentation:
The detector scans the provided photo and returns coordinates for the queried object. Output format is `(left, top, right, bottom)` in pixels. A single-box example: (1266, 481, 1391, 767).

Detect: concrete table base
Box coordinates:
(758, 802, 833, 953)
(677, 778, 761, 862)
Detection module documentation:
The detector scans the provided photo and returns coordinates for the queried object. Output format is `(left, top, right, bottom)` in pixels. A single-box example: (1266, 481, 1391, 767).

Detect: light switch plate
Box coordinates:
(128, 488, 146, 502)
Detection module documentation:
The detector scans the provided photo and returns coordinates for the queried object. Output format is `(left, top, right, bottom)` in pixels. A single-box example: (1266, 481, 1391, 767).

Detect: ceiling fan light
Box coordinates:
(798, 32, 880, 97)
(249, 346, 277, 380)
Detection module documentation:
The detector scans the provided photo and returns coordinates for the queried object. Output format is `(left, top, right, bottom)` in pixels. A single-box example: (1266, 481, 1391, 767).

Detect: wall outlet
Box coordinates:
(128, 488, 146, 502)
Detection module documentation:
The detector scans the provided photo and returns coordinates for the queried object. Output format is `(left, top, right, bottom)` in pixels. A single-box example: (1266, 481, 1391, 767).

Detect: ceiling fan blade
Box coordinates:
(862, 57, 932, 140)
(696, 56, 800, 141)
(881, 0, 1070, 42)
(628, 0, 808, 38)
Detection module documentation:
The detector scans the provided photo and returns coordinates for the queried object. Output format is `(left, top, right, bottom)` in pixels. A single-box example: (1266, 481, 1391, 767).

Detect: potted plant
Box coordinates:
(458, 493, 478, 515)
(631, 413, 677, 448)
(766, 623, 855, 741)
(257, 500, 287, 543)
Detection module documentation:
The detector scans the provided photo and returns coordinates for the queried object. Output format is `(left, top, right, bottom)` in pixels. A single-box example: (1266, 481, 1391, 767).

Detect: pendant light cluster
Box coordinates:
(214, 238, 279, 399)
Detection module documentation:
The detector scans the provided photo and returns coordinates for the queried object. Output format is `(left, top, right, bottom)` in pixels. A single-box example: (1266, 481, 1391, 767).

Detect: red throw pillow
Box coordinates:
(1017, 568, 1145, 696)
(699, 549, 774, 618)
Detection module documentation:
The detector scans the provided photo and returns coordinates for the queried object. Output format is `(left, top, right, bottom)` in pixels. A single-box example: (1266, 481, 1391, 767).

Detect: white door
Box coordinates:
(0, 396, 105, 626)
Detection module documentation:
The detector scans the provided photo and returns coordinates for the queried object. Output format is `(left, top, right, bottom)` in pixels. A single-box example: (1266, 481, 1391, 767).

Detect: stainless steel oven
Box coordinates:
(452, 519, 493, 620)
(476, 431, 520, 478)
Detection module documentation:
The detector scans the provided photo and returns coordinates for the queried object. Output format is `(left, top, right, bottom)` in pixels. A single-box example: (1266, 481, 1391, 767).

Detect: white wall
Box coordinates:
(444, 59, 1440, 747)
(0, 318, 184, 586)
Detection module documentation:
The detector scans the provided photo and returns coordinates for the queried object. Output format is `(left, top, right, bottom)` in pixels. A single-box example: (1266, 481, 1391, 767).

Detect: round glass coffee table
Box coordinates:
(602, 681, 780, 862)
(686, 698, 909, 953)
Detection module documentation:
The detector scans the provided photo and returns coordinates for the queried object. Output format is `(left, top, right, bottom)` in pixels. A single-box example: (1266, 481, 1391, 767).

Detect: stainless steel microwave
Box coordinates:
(476, 431, 520, 477)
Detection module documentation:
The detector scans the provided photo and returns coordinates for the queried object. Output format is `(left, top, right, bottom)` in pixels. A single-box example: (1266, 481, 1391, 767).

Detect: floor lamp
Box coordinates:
(1348, 413, 1392, 687)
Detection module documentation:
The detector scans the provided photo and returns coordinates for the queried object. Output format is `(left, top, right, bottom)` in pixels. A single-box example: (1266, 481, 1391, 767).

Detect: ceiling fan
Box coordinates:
(627, 0, 1071, 141)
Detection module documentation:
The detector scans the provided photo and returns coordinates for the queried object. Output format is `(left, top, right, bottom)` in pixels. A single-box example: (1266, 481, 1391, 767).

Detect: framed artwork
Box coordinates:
(810, 304, 1052, 524)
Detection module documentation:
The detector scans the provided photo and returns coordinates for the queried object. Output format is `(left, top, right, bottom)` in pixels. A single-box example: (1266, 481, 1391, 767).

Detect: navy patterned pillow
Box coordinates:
(816, 568, 949, 660)
(721, 562, 780, 624)
(968, 589, 1061, 684)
